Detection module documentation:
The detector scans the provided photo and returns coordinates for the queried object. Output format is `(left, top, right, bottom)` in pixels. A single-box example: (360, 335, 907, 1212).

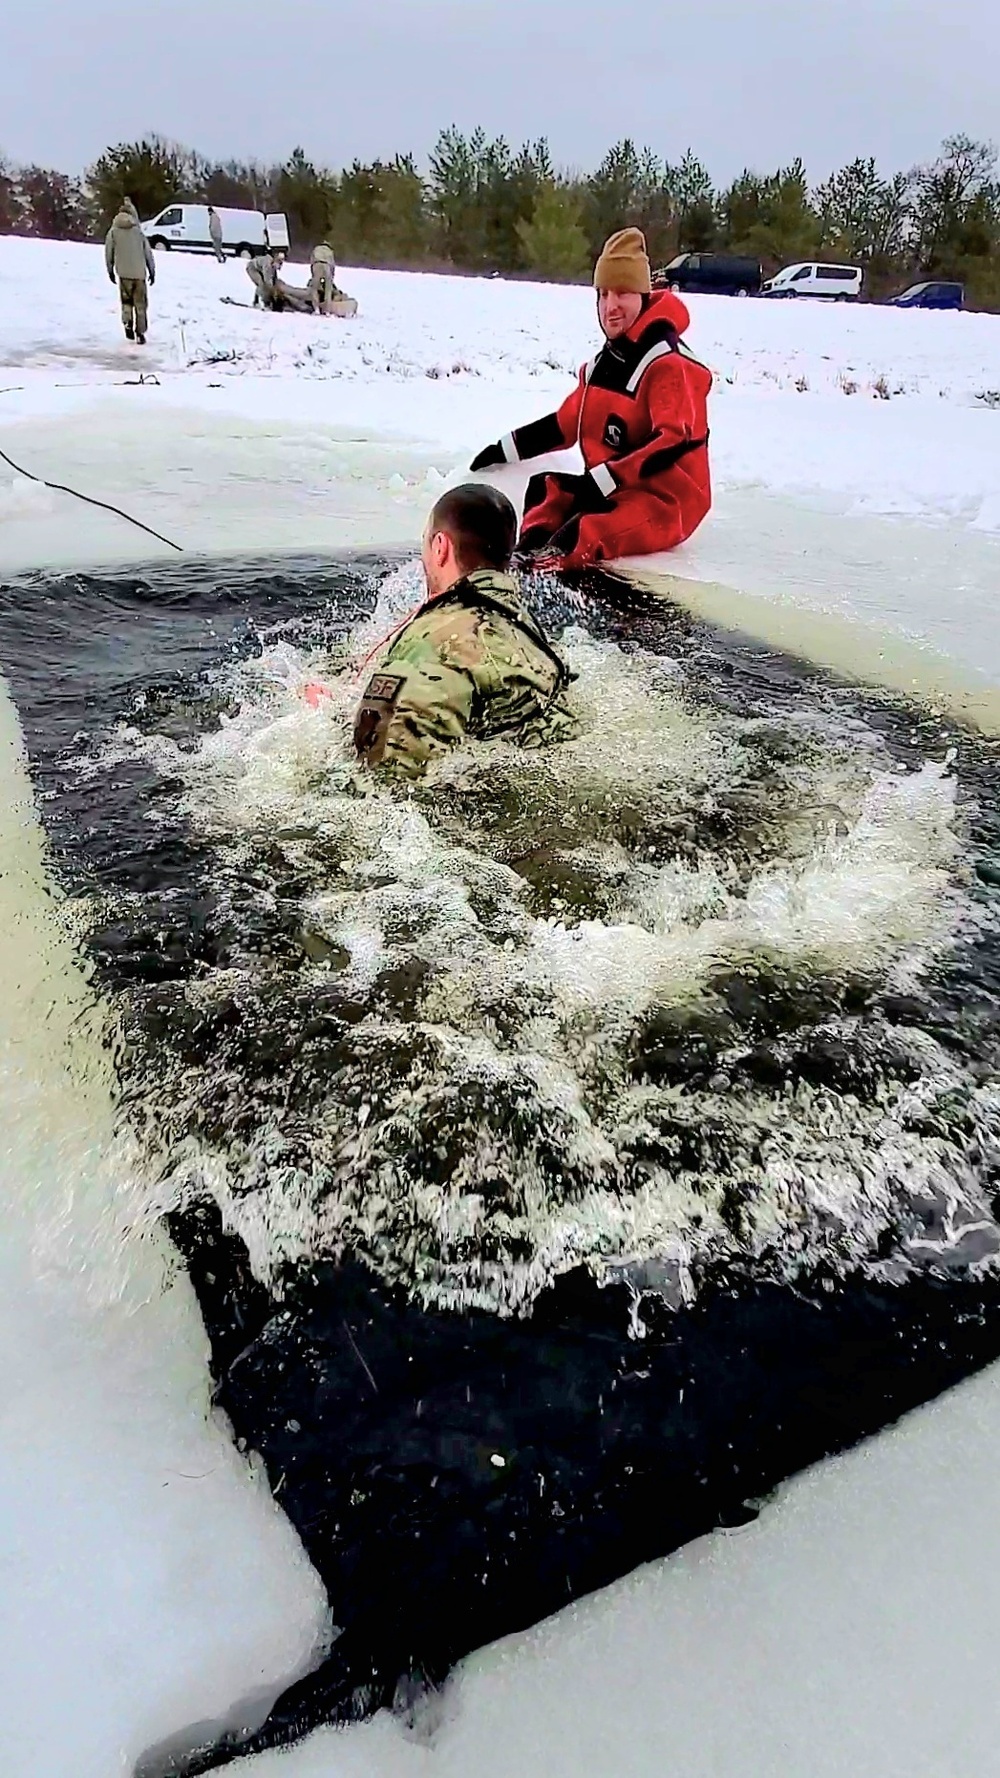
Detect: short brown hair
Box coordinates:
(429, 483, 517, 571)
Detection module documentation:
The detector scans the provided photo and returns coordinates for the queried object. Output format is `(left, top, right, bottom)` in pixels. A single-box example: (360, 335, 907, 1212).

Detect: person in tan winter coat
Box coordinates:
(104, 202, 156, 343)
(208, 205, 225, 263)
(309, 242, 337, 314)
(246, 248, 281, 307)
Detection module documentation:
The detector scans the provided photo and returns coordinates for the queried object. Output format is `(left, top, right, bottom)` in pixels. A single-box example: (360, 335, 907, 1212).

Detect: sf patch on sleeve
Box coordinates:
(354, 672, 405, 765)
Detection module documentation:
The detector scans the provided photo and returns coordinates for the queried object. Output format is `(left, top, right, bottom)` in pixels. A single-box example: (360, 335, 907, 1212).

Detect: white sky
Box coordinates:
(3, 0, 997, 183)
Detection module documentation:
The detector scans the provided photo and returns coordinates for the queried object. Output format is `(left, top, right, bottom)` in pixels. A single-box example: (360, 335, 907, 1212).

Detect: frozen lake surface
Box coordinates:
(2, 239, 1000, 1776)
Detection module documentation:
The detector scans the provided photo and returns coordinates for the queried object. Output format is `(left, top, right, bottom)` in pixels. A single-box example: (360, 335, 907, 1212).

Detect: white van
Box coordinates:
(762, 262, 863, 300)
(141, 204, 290, 259)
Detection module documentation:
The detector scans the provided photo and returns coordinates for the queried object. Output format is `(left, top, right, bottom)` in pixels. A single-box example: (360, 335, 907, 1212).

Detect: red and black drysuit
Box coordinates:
(472, 292, 712, 571)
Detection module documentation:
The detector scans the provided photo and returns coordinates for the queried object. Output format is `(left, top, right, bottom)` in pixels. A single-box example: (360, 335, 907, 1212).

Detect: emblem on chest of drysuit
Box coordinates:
(603, 415, 628, 453)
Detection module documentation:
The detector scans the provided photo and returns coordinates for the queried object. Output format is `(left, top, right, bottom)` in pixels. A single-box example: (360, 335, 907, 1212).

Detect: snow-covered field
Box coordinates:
(2, 236, 1000, 518)
(4, 234, 1000, 1778)
(2, 234, 999, 688)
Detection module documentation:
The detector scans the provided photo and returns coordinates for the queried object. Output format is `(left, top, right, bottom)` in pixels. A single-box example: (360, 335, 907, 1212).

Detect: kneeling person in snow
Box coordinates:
(309, 241, 338, 314)
(105, 198, 156, 343)
(355, 484, 577, 780)
(471, 228, 712, 572)
(246, 248, 283, 308)
(246, 249, 318, 314)
(307, 242, 358, 316)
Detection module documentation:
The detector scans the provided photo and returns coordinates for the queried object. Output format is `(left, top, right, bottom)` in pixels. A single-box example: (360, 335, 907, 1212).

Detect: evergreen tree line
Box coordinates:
(2, 129, 999, 305)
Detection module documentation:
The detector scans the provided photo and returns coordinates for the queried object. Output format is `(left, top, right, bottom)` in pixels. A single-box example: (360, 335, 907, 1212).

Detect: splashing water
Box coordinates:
(51, 560, 999, 1316)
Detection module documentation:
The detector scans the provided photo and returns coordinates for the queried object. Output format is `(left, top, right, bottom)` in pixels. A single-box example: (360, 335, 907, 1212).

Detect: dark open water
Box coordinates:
(4, 551, 1000, 1772)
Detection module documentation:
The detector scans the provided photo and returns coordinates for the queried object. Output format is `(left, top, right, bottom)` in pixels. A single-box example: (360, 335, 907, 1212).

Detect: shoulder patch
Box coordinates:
(364, 672, 405, 704)
(355, 672, 405, 766)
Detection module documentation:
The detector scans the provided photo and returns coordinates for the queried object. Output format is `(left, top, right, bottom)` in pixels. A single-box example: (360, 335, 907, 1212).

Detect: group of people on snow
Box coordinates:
(104, 209, 713, 776)
(245, 240, 355, 316)
(104, 200, 356, 343)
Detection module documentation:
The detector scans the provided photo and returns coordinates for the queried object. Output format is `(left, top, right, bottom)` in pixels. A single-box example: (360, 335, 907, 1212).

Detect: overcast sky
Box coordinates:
(3, 0, 997, 183)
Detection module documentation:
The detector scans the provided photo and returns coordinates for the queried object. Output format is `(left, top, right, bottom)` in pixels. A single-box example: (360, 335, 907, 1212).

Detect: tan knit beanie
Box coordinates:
(593, 227, 651, 294)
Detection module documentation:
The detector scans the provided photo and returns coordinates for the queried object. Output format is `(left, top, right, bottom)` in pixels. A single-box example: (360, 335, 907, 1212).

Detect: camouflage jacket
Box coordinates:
(354, 568, 577, 780)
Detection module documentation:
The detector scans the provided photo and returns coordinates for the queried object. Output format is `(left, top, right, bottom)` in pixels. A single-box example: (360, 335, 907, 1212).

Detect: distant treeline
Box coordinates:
(2, 129, 999, 305)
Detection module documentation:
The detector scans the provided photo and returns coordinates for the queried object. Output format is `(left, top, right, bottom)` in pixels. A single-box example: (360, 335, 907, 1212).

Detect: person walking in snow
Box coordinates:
(309, 241, 338, 314)
(208, 205, 225, 263)
(104, 199, 156, 344)
(470, 228, 713, 572)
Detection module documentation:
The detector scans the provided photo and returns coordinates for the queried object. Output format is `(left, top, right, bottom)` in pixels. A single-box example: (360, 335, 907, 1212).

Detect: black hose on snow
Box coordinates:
(0, 443, 183, 553)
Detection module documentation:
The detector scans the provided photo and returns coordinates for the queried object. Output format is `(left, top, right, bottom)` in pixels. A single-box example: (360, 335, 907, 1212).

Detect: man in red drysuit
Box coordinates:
(470, 228, 712, 572)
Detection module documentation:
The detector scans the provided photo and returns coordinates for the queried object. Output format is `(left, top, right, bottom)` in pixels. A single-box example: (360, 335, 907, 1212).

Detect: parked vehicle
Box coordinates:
(889, 280, 965, 310)
(761, 262, 862, 300)
(141, 204, 290, 258)
(652, 253, 762, 297)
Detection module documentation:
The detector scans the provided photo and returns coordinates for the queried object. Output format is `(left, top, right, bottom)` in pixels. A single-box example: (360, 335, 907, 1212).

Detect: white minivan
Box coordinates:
(762, 262, 863, 300)
(141, 204, 290, 258)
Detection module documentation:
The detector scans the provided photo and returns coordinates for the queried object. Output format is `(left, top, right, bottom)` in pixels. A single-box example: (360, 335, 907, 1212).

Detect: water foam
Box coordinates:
(81, 577, 1000, 1314)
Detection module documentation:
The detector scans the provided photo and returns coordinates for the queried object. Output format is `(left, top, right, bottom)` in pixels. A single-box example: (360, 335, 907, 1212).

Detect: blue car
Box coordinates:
(890, 281, 965, 310)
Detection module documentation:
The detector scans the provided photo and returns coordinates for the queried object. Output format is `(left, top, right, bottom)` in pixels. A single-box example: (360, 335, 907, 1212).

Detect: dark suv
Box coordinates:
(890, 281, 965, 310)
(652, 253, 763, 297)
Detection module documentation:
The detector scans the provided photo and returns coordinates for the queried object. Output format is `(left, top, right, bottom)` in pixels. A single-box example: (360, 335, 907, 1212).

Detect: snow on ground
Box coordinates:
(5, 234, 1000, 1777)
(0, 678, 329, 1777)
(2, 234, 1000, 690)
(239, 1359, 1000, 1778)
(1, 234, 1000, 536)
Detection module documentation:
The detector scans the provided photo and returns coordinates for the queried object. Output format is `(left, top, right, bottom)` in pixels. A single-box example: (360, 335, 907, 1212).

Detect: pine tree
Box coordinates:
(587, 139, 648, 252)
(0, 152, 24, 233)
(276, 147, 334, 247)
(910, 135, 999, 273)
(87, 137, 192, 229)
(814, 157, 911, 262)
(517, 182, 590, 281)
(374, 156, 430, 264)
(720, 159, 820, 266)
(17, 167, 92, 240)
(664, 151, 716, 252)
(197, 160, 276, 212)
(429, 126, 484, 266)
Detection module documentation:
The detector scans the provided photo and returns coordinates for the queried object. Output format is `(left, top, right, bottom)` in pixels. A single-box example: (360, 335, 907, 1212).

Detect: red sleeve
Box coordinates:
(505, 370, 584, 462)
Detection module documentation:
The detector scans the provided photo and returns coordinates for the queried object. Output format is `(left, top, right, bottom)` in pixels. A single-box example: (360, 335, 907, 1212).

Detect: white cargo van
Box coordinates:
(761, 262, 863, 300)
(141, 204, 290, 258)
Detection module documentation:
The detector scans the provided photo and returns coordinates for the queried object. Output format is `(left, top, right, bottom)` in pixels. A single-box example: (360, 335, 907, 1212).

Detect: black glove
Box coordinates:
(571, 469, 615, 514)
(470, 441, 506, 472)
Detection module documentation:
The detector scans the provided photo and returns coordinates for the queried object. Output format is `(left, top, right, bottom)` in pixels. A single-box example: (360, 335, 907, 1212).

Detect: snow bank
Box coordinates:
(0, 675, 329, 1777)
(237, 1361, 1000, 1778)
(2, 234, 1000, 538)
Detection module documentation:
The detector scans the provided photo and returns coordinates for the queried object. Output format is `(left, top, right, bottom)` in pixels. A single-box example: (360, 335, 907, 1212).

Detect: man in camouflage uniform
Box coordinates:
(355, 484, 577, 780)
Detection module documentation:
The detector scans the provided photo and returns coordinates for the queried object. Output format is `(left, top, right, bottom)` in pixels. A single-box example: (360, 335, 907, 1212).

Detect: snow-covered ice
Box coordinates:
(4, 233, 1000, 1777)
(0, 676, 329, 1777)
(231, 1360, 1000, 1778)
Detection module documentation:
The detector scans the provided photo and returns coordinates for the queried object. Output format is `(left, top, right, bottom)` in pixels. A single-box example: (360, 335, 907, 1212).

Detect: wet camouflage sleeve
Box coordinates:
(355, 603, 575, 780)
